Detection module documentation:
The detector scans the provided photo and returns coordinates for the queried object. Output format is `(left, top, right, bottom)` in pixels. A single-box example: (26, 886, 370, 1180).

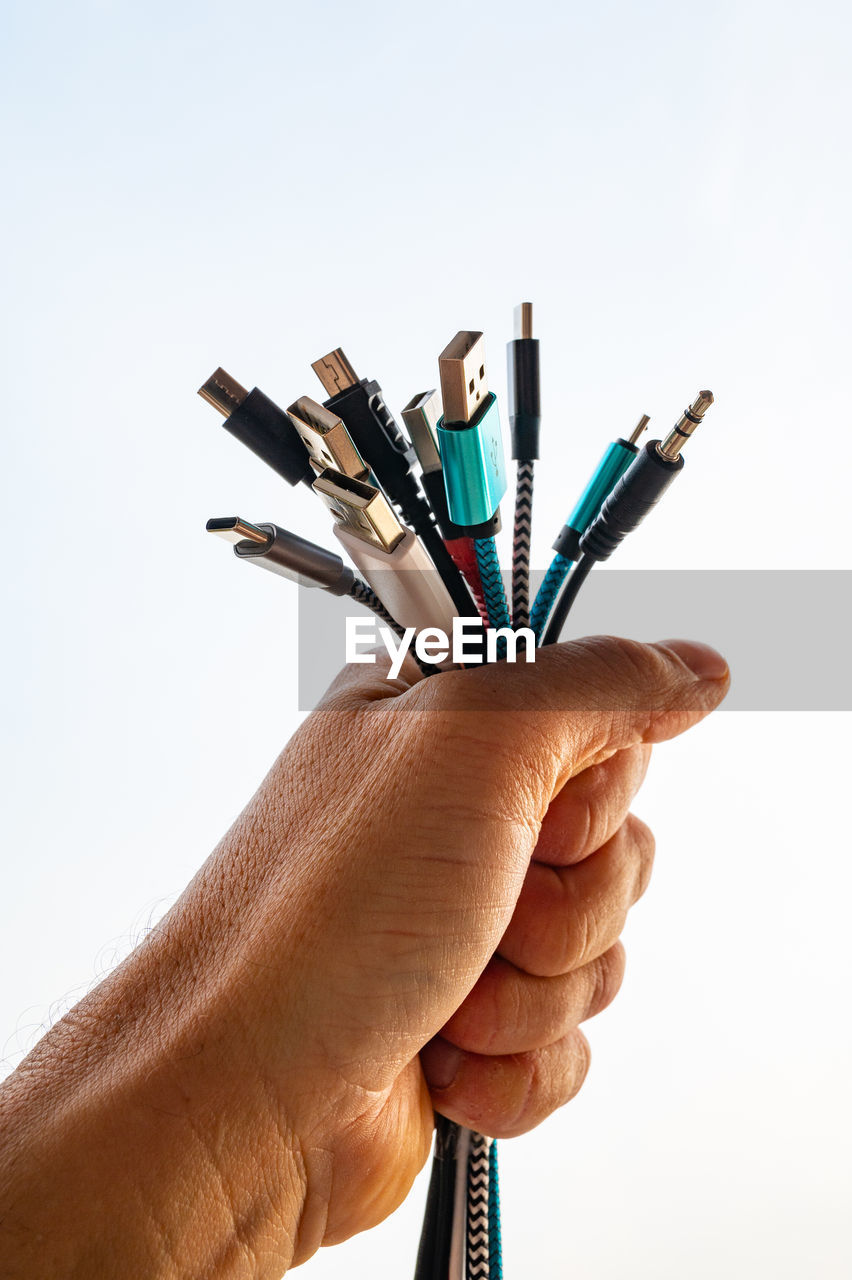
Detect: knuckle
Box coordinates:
(624, 813, 656, 899)
(587, 942, 627, 1017)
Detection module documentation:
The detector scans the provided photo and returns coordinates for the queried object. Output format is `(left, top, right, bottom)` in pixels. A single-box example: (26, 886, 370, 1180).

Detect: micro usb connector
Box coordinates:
(313, 469, 462, 636)
(198, 368, 314, 488)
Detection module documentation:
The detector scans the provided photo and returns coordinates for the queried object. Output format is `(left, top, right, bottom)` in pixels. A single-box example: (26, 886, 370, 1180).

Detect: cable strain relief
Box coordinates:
(578, 519, 621, 562)
(225, 388, 314, 487)
(579, 441, 684, 561)
(508, 339, 541, 459)
(510, 414, 541, 461)
(461, 510, 502, 540)
(552, 525, 581, 560)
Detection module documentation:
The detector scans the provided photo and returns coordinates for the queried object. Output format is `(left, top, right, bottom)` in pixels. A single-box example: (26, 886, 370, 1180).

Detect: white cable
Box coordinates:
(332, 525, 459, 637)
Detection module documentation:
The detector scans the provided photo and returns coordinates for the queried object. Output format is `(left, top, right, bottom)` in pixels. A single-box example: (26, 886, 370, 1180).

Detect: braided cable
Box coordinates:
(511, 460, 534, 629)
(529, 552, 573, 641)
(488, 1139, 503, 1280)
(474, 538, 512, 632)
(466, 1131, 492, 1280)
(347, 578, 406, 637)
(347, 579, 437, 677)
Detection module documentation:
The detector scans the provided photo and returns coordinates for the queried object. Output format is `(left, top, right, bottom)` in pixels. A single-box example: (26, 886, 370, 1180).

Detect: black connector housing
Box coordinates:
(580, 441, 684, 562)
(507, 337, 541, 460)
(323, 379, 420, 518)
(223, 388, 314, 487)
(419, 468, 466, 542)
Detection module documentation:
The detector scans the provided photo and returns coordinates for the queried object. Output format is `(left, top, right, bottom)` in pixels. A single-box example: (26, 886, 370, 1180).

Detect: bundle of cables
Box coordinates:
(201, 303, 714, 1278)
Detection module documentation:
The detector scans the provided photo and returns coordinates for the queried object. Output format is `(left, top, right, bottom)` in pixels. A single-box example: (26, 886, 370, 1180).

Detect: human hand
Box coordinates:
(0, 636, 728, 1279)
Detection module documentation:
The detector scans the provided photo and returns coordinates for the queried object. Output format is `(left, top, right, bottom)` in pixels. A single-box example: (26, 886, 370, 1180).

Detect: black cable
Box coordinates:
(414, 1116, 460, 1280)
(541, 554, 594, 645)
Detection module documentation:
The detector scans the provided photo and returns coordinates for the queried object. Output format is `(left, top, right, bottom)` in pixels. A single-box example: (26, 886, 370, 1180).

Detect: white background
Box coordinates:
(2, 1, 850, 1275)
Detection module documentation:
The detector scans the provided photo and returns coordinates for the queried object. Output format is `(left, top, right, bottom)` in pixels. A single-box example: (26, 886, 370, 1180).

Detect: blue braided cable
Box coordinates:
(474, 537, 511, 631)
(488, 1139, 503, 1279)
(529, 552, 573, 641)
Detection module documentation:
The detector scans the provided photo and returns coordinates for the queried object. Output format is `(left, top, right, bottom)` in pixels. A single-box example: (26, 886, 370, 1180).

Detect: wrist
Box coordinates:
(0, 901, 312, 1278)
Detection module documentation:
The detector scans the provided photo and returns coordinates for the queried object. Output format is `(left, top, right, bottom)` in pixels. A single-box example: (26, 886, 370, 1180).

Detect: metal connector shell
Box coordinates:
(438, 331, 489, 424)
(198, 368, 249, 417)
(206, 517, 355, 595)
(658, 391, 714, 461)
(436, 392, 507, 528)
(312, 470, 406, 553)
(206, 516, 270, 546)
(401, 390, 442, 474)
(311, 349, 360, 398)
(287, 396, 369, 480)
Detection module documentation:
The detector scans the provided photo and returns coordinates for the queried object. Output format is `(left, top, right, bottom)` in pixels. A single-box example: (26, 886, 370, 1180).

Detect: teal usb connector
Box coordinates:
(436, 331, 507, 535)
(437, 330, 511, 635)
(529, 413, 650, 638)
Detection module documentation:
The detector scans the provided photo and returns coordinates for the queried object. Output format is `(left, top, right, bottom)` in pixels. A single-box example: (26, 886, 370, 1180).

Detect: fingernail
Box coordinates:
(420, 1037, 462, 1090)
(656, 639, 729, 681)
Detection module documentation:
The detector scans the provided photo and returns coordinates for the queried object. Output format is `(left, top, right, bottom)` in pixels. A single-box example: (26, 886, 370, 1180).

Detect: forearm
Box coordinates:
(0, 900, 309, 1279)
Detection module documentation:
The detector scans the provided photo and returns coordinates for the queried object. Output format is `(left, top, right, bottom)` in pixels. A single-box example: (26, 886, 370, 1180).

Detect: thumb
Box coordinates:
(416, 634, 730, 788)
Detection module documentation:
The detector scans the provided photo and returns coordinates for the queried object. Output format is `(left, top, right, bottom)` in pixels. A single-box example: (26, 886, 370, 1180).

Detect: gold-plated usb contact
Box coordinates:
(311, 348, 360, 398)
(198, 368, 250, 417)
(438, 331, 488, 424)
(287, 396, 369, 480)
(312, 470, 405, 553)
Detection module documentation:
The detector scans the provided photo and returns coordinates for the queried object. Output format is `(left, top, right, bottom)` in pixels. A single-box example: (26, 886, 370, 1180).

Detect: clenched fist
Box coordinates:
(0, 636, 728, 1279)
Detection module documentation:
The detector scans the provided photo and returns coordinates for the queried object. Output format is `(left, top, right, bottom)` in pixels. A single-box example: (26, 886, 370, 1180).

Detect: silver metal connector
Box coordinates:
(287, 396, 369, 479)
(198, 368, 249, 418)
(401, 390, 442, 474)
(206, 516, 356, 595)
(657, 391, 714, 461)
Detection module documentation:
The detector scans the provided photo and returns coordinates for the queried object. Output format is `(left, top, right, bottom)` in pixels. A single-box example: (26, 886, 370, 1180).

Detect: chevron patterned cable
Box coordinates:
(466, 1131, 492, 1280)
(474, 537, 512, 632)
(529, 551, 573, 641)
(511, 460, 534, 629)
(348, 578, 407, 637)
(347, 579, 438, 676)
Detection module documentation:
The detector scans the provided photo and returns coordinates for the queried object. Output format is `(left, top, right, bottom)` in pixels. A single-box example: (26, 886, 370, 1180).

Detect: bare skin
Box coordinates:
(0, 635, 729, 1278)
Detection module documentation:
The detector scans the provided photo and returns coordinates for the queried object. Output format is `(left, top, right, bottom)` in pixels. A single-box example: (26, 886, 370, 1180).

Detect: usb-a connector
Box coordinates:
(287, 396, 369, 481)
(436, 331, 507, 534)
(312, 471, 405, 553)
(312, 469, 462, 634)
